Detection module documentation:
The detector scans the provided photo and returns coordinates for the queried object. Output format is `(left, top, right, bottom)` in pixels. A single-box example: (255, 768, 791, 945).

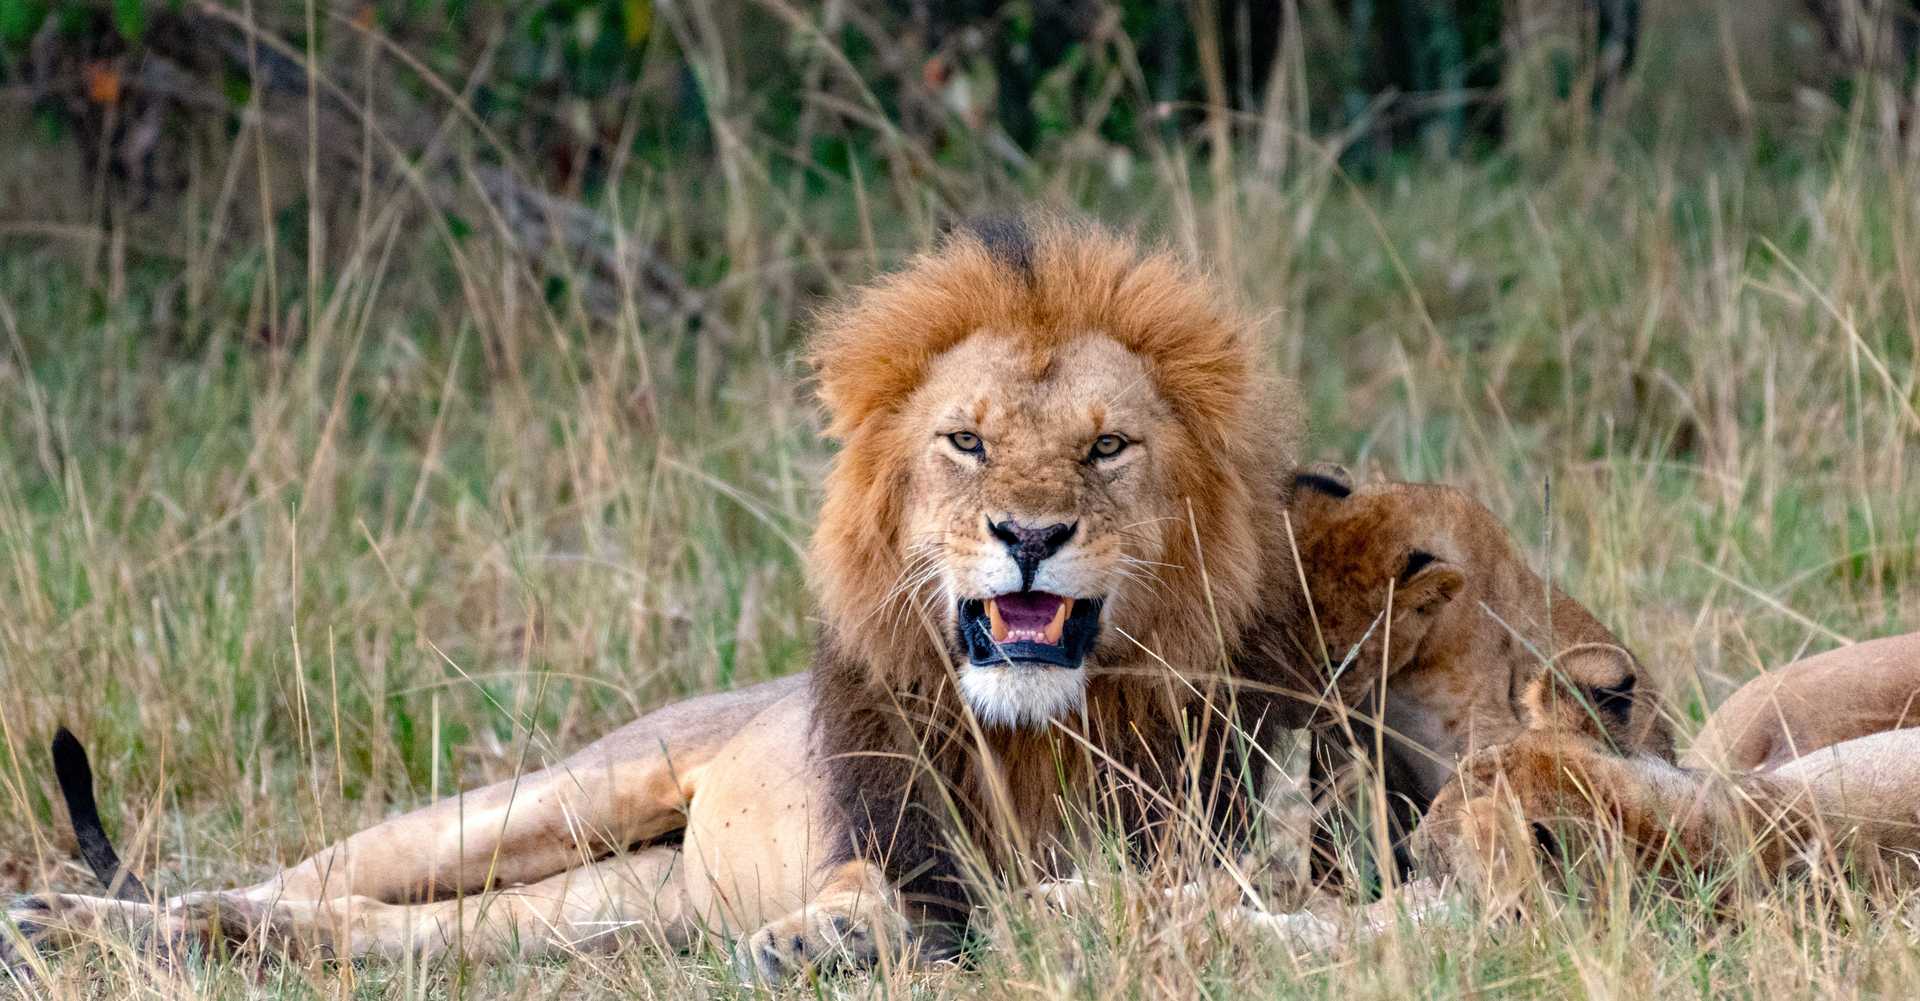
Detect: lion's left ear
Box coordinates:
(1364, 552, 1463, 678)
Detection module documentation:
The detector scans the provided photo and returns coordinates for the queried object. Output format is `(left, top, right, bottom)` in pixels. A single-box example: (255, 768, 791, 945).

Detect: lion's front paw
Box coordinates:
(732, 905, 896, 982)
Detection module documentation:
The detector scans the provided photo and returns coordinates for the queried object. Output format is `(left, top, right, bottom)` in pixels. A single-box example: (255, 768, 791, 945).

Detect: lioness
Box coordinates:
(1685, 631, 1920, 772)
(1284, 475, 1920, 922)
(5, 216, 1330, 977)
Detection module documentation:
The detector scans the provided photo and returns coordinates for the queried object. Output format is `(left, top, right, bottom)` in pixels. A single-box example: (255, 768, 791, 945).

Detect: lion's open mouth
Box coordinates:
(957, 592, 1104, 669)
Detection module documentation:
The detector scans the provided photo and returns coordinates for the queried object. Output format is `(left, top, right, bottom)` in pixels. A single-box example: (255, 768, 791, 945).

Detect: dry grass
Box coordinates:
(2, 1, 1920, 997)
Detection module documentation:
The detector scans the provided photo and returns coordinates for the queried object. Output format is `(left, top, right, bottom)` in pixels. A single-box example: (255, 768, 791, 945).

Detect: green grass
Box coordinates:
(4, 3, 1920, 998)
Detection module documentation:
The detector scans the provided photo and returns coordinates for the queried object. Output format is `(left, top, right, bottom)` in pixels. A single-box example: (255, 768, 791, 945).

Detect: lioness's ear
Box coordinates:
(1524, 643, 1641, 746)
(1364, 553, 1463, 679)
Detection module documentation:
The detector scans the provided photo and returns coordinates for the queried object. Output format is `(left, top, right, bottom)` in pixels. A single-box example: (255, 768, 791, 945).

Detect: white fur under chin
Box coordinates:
(958, 663, 1087, 729)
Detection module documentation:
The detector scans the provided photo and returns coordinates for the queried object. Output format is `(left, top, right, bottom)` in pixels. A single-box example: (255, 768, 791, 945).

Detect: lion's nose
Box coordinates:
(986, 516, 1077, 590)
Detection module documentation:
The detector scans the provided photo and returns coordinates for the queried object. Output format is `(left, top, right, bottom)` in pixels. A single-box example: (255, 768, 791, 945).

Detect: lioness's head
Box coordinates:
(808, 216, 1302, 729)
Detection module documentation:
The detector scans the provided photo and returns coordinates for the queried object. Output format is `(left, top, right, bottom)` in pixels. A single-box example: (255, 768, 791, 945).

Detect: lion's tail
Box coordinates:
(50, 727, 149, 902)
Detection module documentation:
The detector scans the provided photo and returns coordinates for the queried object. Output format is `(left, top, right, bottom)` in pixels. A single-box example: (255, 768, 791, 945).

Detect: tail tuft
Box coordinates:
(50, 727, 148, 902)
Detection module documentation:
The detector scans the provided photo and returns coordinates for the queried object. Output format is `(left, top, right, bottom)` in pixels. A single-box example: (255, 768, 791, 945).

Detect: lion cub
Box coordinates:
(1285, 466, 1674, 886)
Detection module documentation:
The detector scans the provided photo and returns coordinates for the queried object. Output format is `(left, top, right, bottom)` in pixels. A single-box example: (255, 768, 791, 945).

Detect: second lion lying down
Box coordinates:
(1285, 470, 1920, 926)
(1414, 632, 1920, 916)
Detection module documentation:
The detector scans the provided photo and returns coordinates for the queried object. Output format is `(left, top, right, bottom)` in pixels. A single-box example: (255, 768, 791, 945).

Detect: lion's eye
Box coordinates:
(947, 431, 984, 456)
(1088, 434, 1130, 460)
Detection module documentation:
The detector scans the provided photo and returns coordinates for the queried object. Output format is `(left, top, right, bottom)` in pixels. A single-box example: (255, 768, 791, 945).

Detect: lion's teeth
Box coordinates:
(1044, 598, 1072, 645)
(986, 599, 1007, 642)
(984, 596, 1073, 648)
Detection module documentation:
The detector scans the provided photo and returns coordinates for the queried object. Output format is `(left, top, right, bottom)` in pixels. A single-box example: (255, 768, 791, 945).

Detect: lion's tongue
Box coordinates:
(987, 593, 1071, 646)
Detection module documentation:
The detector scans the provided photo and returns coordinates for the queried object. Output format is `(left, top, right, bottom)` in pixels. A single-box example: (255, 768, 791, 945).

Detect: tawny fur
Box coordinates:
(1417, 638, 1920, 911)
(1236, 632, 1920, 953)
(809, 215, 1303, 680)
(1285, 468, 1675, 886)
(803, 215, 1317, 935)
(1685, 631, 1920, 772)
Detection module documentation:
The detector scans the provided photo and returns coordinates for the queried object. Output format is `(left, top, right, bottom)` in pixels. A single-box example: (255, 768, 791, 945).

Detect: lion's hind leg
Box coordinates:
(277, 843, 699, 961)
(6, 845, 696, 966)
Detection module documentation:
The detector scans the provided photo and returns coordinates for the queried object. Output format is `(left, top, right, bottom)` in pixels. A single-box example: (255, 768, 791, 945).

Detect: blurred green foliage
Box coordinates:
(0, 0, 1642, 187)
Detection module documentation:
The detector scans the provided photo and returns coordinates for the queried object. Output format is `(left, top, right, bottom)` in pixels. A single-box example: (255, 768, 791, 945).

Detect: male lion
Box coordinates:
(4, 216, 1326, 978)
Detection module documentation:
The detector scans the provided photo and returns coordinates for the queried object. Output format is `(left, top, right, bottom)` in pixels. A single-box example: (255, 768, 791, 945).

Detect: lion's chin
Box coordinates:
(957, 662, 1089, 730)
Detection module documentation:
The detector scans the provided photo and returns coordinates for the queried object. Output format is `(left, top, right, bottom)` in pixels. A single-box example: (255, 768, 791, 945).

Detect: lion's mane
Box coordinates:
(804, 215, 1314, 928)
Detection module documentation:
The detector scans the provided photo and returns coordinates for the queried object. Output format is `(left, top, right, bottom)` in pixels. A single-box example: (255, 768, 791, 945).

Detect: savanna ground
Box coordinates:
(3, 0, 1920, 997)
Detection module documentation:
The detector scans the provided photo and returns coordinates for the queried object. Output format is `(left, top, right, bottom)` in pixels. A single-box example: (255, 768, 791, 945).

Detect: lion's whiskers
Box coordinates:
(1112, 552, 1173, 597)
(859, 538, 947, 637)
(871, 541, 950, 645)
(882, 565, 946, 639)
(1114, 516, 1182, 533)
